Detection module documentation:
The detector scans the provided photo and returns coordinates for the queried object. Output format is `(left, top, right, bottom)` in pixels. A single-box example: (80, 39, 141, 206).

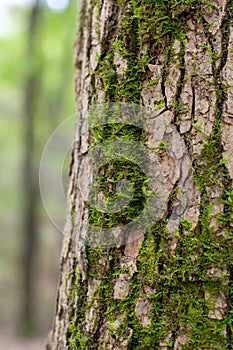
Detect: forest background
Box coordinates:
(0, 0, 79, 348)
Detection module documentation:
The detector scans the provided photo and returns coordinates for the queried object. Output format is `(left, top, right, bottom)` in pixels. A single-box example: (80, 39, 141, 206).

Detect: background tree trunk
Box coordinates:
(22, 0, 42, 335)
(48, 0, 233, 349)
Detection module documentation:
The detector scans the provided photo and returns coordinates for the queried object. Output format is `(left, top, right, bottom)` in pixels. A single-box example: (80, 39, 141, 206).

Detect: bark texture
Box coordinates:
(47, 1, 233, 349)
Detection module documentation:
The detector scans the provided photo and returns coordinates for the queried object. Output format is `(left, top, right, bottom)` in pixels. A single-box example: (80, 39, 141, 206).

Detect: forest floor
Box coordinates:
(0, 327, 44, 350)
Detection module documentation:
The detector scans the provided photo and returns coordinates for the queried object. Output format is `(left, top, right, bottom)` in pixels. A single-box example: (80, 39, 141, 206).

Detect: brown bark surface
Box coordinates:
(47, 1, 233, 349)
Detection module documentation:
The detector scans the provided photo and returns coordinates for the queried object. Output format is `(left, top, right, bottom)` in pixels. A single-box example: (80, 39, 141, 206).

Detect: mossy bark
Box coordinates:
(47, 1, 233, 349)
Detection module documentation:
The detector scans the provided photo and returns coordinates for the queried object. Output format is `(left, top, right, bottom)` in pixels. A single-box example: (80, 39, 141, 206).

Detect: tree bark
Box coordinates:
(47, 0, 233, 349)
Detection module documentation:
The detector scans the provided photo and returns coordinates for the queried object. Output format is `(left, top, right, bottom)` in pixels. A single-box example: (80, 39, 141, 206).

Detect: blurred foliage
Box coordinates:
(0, 0, 79, 337)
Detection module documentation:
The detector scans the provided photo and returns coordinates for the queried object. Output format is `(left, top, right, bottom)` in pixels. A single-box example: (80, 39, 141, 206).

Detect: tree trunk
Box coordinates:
(22, 0, 42, 335)
(47, 0, 233, 349)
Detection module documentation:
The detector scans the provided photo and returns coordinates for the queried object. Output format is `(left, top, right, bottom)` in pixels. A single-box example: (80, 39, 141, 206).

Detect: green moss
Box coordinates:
(86, 121, 149, 229)
(87, 158, 148, 228)
(90, 123, 145, 147)
(67, 267, 90, 349)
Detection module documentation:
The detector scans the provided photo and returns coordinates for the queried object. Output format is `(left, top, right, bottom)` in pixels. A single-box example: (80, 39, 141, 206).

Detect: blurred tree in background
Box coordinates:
(0, 0, 79, 344)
